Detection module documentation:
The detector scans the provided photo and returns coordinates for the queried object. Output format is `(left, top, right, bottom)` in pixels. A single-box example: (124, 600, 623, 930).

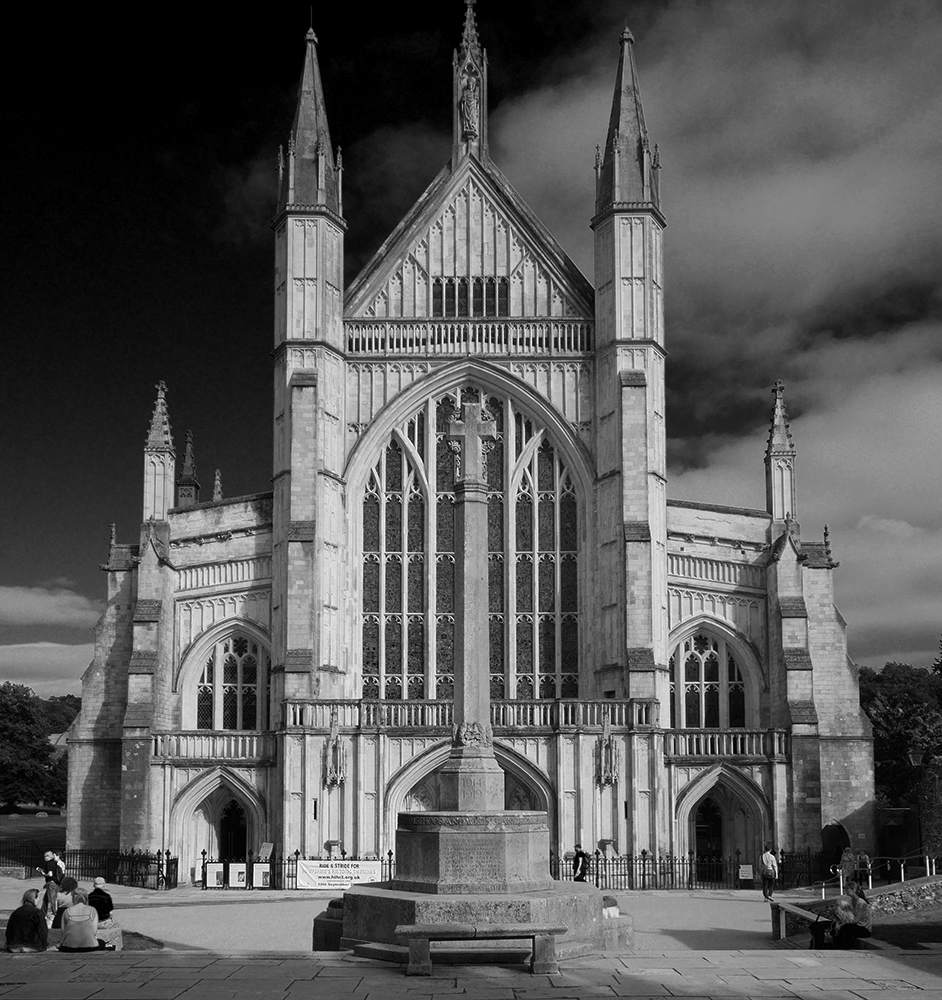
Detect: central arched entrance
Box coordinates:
(694, 797, 723, 856)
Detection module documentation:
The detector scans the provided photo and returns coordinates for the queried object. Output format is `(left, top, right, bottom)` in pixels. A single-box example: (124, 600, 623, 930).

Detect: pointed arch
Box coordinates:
(675, 763, 770, 859)
(382, 739, 557, 850)
(344, 359, 594, 498)
(667, 616, 764, 729)
(176, 618, 271, 730)
(168, 765, 268, 877)
(348, 360, 595, 704)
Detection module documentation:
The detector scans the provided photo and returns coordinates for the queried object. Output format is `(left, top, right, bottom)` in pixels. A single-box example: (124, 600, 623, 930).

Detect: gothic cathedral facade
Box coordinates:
(68, 13, 875, 881)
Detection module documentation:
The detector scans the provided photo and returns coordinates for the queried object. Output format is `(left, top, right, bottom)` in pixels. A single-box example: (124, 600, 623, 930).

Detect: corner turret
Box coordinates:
(143, 381, 175, 521)
(452, 0, 488, 164)
(765, 380, 798, 527)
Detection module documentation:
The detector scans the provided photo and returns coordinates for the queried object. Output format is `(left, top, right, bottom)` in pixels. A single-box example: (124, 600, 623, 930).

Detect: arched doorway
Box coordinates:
(695, 797, 723, 856)
(821, 821, 850, 866)
(219, 799, 247, 860)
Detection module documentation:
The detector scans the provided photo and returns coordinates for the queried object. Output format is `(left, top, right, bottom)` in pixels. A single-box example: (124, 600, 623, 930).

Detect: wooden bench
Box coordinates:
(395, 921, 568, 976)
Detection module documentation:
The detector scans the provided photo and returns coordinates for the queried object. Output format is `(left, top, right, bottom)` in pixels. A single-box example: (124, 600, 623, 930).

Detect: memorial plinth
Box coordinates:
(393, 811, 550, 894)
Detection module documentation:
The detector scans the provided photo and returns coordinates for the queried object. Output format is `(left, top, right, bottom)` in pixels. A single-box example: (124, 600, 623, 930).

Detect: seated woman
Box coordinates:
(5, 889, 48, 953)
(831, 892, 871, 949)
(58, 888, 104, 952)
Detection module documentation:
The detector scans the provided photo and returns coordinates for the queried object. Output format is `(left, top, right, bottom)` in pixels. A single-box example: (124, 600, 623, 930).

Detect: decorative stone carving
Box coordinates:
(596, 714, 620, 787)
(452, 721, 493, 749)
(323, 710, 346, 788)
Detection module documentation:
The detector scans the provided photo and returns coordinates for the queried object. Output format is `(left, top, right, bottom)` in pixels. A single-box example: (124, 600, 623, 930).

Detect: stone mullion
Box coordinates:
(504, 398, 515, 697)
(554, 463, 564, 690)
(212, 646, 223, 729)
(398, 458, 408, 688)
(377, 454, 387, 697)
(425, 399, 437, 696)
(528, 457, 539, 697)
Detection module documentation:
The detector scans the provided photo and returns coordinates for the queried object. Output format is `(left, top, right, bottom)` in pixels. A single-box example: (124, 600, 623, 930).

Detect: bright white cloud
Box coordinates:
(0, 643, 93, 698)
(0, 586, 103, 628)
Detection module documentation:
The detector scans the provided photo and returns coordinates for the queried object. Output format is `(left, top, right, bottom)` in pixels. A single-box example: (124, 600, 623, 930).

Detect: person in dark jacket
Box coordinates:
(573, 843, 590, 882)
(5, 889, 48, 952)
(88, 878, 113, 921)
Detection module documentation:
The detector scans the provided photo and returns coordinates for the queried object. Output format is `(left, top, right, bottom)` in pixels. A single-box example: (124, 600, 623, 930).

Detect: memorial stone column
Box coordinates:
(437, 401, 505, 812)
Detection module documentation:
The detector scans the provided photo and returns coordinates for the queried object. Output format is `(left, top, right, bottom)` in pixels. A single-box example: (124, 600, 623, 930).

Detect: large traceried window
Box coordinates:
(196, 633, 270, 731)
(362, 384, 579, 702)
(668, 633, 747, 729)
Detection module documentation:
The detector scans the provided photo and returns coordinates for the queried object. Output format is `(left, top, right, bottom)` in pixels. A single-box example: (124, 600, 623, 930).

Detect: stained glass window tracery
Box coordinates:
(195, 633, 269, 730)
(361, 385, 580, 702)
(668, 633, 749, 729)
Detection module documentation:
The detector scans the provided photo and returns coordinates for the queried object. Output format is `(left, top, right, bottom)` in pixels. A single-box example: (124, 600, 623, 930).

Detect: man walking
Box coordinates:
(573, 843, 590, 882)
(760, 843, 778, 901)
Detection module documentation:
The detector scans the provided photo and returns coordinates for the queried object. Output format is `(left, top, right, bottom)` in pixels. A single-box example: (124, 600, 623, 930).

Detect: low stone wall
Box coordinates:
(773, 876, 942, 943)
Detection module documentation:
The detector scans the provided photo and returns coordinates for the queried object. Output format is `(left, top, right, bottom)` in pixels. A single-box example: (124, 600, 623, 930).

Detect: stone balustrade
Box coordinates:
(663, 728, 788, 760)
(345, 319, 592, 356)
(151, 731, 275, 762)
(277, 699, 788, 760)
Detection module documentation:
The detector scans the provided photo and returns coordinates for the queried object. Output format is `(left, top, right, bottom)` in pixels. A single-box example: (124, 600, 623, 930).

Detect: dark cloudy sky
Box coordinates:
(3, 1, 940, 696)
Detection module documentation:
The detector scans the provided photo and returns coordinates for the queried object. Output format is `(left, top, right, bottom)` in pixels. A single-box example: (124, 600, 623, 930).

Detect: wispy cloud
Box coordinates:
(0, 587, 103, 629)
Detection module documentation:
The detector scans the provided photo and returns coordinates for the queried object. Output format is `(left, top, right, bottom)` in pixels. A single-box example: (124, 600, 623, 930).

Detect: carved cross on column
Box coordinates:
(448, 402, 496, 484)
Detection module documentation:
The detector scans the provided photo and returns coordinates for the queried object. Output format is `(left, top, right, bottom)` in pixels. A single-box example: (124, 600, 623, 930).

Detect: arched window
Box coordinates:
(361, 384, 579, 702)
(196, 633, 270, 731)
(668, 633, 747, 729)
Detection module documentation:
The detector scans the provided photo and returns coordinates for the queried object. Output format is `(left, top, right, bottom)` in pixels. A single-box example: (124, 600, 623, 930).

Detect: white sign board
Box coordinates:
(297, 859, 383, 890)
(253, 863, 272, 888)
(257, 842, 274, 862)
(739, 864, 754, 880)
(205, 863, 225, 888)
(229, 863, 247, 888)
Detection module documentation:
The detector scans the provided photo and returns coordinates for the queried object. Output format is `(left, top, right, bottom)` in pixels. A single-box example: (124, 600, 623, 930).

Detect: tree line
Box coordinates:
(0, 682, 81, 810)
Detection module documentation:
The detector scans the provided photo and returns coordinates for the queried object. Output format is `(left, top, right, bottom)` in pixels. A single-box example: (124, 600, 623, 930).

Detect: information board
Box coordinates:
(253, 863, 272, 889)
(257, 843, 274, 862)
(229, 862, 247, 888)
(205, 862, 225, 888)
(739, 864, 754, 880)
(296, 859, 383, 890)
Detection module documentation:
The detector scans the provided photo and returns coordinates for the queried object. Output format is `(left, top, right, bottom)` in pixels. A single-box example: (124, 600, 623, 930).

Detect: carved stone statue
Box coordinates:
(460, 75, 480, 140)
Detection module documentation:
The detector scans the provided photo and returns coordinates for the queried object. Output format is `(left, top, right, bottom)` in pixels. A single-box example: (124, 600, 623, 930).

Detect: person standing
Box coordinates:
(5, 889, 48, 953)
(36, 850, 65, 929)
(572, 843, 590, 882)
(760, 843, 778, 901)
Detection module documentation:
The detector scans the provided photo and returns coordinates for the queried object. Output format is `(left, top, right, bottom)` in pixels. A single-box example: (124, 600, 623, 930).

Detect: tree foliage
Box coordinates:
(859, 662, 942, 805)
(0, 684, 81, 809)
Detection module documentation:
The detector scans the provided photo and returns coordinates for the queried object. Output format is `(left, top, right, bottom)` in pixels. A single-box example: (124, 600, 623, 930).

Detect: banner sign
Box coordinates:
(296, 859, 382, 890)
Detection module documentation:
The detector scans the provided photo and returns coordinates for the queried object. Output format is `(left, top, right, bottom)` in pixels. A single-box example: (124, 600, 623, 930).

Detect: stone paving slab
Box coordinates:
(0, 948, 941, 1000)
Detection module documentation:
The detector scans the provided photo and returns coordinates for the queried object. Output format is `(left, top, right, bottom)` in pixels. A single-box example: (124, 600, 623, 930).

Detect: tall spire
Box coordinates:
(176, 429, 200, 508)
(277, 27, 341, 215)
(452, 0, 488, 164)
(595, 27, 661, 217)
(765, 380, 798, 524)
(146, 380, 173, 452)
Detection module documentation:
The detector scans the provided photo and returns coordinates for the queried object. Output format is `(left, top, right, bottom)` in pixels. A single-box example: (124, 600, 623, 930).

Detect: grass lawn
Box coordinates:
(0, 812, 67, 846)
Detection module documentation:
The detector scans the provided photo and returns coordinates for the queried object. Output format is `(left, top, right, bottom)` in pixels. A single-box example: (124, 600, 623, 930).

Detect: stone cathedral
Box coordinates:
(69, 10, 875, 881)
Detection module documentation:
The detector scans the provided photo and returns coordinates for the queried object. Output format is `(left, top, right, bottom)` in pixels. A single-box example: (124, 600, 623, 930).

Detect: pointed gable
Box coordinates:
(346, 158, 593, 322)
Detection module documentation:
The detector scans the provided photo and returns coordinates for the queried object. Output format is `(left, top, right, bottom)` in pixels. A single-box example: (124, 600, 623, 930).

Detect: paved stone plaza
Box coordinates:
(3, 947, 942, 1000)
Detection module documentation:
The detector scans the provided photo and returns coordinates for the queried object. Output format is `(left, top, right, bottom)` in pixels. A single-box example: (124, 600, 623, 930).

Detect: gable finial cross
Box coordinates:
(447, 402, 496, 484)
